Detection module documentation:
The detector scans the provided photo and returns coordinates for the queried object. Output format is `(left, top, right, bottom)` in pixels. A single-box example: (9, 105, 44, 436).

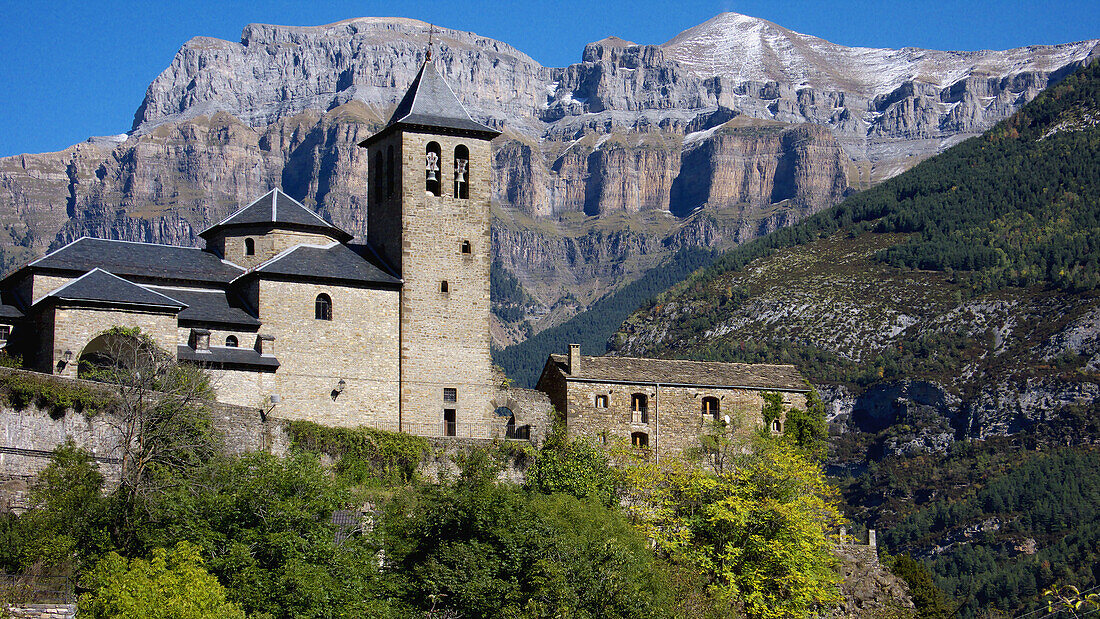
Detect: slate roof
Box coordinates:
(547, 354, 809, 392)
(248, 242, 401, 286)
(361, 59, 500, 145)
(199, 189, 352, 242)
(43, 269, 186, 312)
(177, 344, 280, 370)
(28, 238, 243, 284)
(0, 304, 23, 320)
(144, 286, 260, 328)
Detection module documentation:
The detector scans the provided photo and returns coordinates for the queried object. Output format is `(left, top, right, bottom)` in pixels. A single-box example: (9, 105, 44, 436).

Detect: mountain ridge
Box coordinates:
(1, 12, 1095, 349)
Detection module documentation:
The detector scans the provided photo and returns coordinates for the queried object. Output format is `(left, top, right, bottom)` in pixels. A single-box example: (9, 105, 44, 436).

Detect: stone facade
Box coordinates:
(207, 226, 342, 270)
(537, 349, 810, 462)
(559, 380, 806, 460)
(42, 307, 178, 378)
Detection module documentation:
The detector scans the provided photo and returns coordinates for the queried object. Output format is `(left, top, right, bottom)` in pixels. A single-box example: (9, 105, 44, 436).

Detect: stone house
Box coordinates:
(0, 57, 550, 439)
(536, 344, 810, 461)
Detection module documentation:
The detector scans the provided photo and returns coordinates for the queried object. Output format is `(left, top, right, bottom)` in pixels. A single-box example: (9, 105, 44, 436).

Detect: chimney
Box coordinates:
(256, 334, 276, 356)
(569, 343, 581, 375)
(189, 328, 210, 352)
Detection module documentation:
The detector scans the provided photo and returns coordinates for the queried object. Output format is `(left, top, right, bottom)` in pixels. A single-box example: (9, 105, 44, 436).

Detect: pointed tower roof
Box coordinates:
(199, 188, 352, 242)
(360, 59, 501, 146)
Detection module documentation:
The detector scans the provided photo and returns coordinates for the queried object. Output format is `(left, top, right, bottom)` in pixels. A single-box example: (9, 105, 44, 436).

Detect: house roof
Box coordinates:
(144, 286, 260, 328)
(547, 354, 809, 392)
(360, 59, 500, 145)
(42, 268, 186, 312)
(247, 242, 401, 287)
(0, 304, 23, 320)
(28, 237, 244, 284)
(199, 188, 352, 242)
(177, 344, 280, 371)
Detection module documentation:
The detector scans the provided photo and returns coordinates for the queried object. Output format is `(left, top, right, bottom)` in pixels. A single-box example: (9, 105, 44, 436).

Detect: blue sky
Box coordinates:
(0, 0, 1096, 157)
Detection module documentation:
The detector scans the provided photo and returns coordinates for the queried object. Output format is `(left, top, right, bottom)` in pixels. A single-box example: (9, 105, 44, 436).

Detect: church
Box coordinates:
(0, 54, 806, 458)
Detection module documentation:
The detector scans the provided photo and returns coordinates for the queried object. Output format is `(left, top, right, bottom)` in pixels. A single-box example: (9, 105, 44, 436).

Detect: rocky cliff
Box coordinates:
(1, 14, 1096, 345)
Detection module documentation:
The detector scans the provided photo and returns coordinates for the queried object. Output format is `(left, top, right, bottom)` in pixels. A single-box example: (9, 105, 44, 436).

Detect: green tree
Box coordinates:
(889, 555, 951, 619)
(525, 425, 617, 506)
(626, 439, 845, 618)
(381, 453, 672, 619)
(16, 440, 111, 572)
(78, 542, 245, 619)
(137, 452, 389, 619)
(782, 389, 829, 459)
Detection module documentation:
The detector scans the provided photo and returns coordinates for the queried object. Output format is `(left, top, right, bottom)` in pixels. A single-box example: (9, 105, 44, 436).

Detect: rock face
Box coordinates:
(1, 14, 1096, 345)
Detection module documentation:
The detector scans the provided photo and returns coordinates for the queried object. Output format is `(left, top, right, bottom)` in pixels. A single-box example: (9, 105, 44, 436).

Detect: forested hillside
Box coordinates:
(605, 58, 1100, 618)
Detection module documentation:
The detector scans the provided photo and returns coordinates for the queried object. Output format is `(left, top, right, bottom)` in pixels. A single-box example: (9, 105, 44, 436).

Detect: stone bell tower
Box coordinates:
(358, 55, 501, 436)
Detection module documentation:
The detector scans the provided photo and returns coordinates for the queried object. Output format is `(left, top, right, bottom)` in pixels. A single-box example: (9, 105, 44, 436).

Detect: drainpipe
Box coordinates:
(654, 383, 660, 466)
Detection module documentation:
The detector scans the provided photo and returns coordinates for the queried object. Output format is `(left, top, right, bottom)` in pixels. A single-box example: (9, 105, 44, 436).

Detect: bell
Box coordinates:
(427, 170, 437, 181)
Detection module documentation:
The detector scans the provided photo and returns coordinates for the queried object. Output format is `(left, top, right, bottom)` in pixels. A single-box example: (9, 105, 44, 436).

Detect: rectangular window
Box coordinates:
(631, 393, 649, 424)
(0, 325, 9, 342)
(594, 394, 608, 408)
(443, 409, 457, 437)
(443, 388, 457, 403)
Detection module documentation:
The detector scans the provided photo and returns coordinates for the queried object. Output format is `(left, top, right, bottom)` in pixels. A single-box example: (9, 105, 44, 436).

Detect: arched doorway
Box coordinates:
(77, 330, 159, 382)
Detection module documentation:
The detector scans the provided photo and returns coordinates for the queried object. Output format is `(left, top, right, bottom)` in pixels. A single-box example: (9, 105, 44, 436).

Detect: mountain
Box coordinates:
(1, 14, 1096, 348)
(604, 58, 1100, 617)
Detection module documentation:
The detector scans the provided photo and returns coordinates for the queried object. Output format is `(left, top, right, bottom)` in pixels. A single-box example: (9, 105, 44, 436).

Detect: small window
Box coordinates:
(425, 142, 442, 196)
(0, 325, 10, 342)
(225, 335, 238, 347)
(453, 144, 469, 199)
(244, 238, 255, 256)
(595, 394, 608, 408)
(460, 240, 472, 254)
(315, 293, 332, 320)
(702, 396, 720, 421)
(374, 151, 385, 204)
(631, 432, 649, 448)
(443, 409, 457, 437)
(772, 419, 783, 433)
(386, 144, 396, 197)
(441, 280, 449, 293)
(443, 387, 457, 403)
(631, 393, 648, 424)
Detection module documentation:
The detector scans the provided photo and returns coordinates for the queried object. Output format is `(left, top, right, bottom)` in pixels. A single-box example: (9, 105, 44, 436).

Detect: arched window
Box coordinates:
(425, 142, 441, 196)
(771, 419, 783, 433)
(440, 280, 449, 293)
(374, 151, 384, 204)
(631, 432, 649, 448)
(386, 145, 395, 197)
(244, 238, 255, 256)
(225, 335, 238, 347)
(453, 144, 469, 199)
(702, 396, 720, 421)
(315, 293, 332, 321)
(631, 393, 648, 424)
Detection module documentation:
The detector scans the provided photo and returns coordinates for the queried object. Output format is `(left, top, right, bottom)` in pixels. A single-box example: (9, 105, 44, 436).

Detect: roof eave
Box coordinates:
(358, 121, 501, 148)
(561, 375, 811, 393)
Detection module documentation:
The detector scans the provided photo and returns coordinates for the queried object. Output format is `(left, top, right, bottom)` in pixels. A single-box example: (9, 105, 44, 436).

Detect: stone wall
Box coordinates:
(210, 225, 343, 270)
(0, 368, 288, 511)
(557, 379, 807, 461)
(250, 278, 401, 427)
(48, 307, 179, 378)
